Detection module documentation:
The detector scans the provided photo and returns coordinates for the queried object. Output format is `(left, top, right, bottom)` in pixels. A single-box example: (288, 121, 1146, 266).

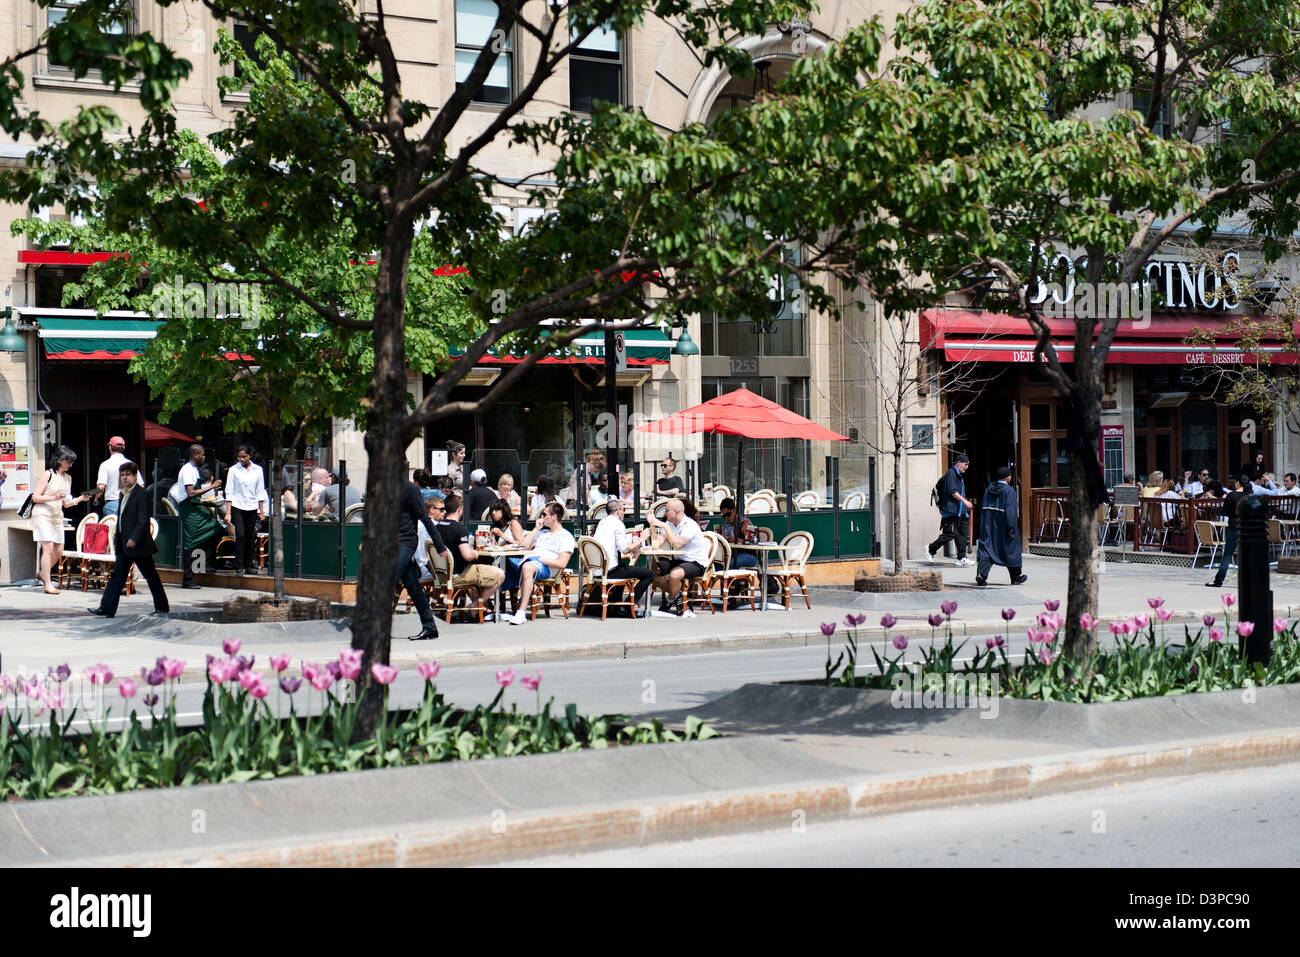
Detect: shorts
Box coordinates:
(667, 560, 706, 579)
(522, 558, 554, 582)
(454, 564, 505, 589)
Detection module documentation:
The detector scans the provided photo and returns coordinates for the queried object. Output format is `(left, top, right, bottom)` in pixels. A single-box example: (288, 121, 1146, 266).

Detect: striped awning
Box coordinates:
(37, 317, 159, 360)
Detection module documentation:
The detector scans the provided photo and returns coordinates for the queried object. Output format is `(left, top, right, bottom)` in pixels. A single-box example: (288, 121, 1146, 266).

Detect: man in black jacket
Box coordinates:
(398, 468, 444, 640)
(88, 461, 170, 617)
(1207, 473, 1250, 588)
(929, 454, 975, 566)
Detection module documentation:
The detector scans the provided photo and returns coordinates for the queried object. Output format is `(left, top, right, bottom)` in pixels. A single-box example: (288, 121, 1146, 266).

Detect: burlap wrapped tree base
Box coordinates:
(222, 595, 334, 623)
(1278, 557, 1300, 575)
(854, 570, 944, 592)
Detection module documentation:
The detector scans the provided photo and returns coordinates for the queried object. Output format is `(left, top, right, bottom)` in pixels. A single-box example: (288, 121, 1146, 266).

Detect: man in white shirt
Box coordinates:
(646, 497, 711, 617)
(1279, 473, 1300, 496)
(95, 436, 129, 517)
(593, 498, 653, 616)
(505, 503, 574, 625)
(225, 444, 269, 575)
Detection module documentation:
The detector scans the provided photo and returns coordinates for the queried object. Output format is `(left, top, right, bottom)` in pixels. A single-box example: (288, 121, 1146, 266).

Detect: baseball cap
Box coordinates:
(470, 468, 487, 483)
(108, 436, 126, 449)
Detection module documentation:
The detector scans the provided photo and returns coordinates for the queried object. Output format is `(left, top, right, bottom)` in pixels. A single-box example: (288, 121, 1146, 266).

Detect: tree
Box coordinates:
(871, 0, 1300, 658)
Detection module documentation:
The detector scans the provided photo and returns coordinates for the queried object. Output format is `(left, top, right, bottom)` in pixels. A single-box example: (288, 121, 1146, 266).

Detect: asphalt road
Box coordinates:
(497, 761, 1300, 867)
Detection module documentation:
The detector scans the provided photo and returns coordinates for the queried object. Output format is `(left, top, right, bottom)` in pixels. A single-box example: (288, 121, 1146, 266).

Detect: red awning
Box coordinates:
(19, 250, 128, 266)
(921, 309, 1298, 365)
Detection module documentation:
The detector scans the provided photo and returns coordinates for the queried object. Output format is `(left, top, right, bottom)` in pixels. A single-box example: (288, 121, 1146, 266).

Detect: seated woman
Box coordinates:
(587, 472, 610, 507)
(487, 499, 525, 545)
(529, 475, 558, 520)
(496, 474, 522, 513)
(1156, 478, 1183, 524)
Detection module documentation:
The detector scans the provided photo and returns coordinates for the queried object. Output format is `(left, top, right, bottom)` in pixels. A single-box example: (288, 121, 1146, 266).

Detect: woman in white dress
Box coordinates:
(31, 446, 91, 594)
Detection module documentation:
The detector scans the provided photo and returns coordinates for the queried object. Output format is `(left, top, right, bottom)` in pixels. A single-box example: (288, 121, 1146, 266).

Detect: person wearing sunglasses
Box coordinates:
(655, 456, 685, 496)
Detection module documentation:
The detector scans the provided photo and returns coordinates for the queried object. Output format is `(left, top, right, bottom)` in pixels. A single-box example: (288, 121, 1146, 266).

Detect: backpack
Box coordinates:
(931, 473, 947, 510)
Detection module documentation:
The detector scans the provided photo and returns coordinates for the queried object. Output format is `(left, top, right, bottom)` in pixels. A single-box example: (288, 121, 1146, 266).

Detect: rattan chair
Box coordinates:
(576, 536, 635, 620)
(80, 515, 118, 592)
(529, 568, 572, 620)
(794, 490, 822, 510)
(57, 513, 98, 589)
(702, 532, 758, 613)
(841, 491, 867, 509)
(1193, 520, 1222, 568)
(768, 530, 814, 610)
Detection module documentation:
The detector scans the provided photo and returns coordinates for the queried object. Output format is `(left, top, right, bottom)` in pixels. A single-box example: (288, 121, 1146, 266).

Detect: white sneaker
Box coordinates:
(956, 557, 975, 567)
(507, 612, 526, 625)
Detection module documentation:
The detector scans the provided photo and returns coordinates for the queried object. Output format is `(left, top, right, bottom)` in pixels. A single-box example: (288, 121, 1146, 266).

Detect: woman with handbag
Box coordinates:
(31, 445, 90, 594)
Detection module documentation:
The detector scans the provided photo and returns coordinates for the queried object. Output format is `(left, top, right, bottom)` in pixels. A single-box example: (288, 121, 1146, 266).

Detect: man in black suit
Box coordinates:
(88, 461, 170, 617)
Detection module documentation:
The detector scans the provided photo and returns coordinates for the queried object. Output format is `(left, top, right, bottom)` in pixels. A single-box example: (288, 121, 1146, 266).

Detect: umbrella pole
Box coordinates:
(736, 437, 744, 524)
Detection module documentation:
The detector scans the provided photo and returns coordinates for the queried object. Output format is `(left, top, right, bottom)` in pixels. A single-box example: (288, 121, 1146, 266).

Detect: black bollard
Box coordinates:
(1236, 495, 1273, 665)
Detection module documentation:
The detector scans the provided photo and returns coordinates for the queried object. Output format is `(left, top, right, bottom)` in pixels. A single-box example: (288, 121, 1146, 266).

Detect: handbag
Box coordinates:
(83, 522, 110, 555)
(17, 470, 52, 520)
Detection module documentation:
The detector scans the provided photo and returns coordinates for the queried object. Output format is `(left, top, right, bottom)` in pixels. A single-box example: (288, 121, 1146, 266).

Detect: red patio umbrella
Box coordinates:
(635, 387, 848, 517)
(144, 420, 197, 449)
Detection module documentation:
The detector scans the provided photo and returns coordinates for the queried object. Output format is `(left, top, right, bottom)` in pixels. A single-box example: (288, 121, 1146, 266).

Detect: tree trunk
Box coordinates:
(1063, 384, 1103, 660)
(350, 227, 413, 740)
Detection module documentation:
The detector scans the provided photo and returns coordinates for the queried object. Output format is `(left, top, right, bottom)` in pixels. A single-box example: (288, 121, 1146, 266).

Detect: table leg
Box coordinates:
(495, 555, 507, 623)
(759, 550, 769, 611)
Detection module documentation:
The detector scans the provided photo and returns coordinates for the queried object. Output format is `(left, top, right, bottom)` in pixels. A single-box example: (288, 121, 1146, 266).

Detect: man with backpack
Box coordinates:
(928, 454, 975, 566)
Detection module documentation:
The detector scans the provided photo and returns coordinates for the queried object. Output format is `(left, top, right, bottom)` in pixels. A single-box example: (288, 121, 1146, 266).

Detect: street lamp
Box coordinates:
(671, 319, 700, 356)
(0, 307, 24, 353)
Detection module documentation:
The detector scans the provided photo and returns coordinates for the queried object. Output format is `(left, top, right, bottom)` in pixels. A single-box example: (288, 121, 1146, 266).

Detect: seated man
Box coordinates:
(313, 471, 363, 519)
(592, 498, 654, 616)
(415, 497, 449, 580)
(646, 497, 712, 617)
(504, 503, 574, 625)
(717, 498, 759, 569)
(442, 493, 506, 615)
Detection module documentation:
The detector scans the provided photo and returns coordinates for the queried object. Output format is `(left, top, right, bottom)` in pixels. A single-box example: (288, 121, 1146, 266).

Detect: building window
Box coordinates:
(1132, 87, 1175, 139)
(569, 23, 622, 111)
(231, 19, 302, 83)
(456, 0, 512, 106)
(48, 0, 129, 69)
(702, 243, 807, 358)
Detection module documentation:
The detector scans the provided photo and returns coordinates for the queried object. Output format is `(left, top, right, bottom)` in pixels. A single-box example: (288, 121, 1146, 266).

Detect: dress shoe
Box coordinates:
(87, 607, 110, 617)
(181, 583, 201, 590)
(974, 576, 987, 586)
(408, 626, 439, 641)
(1011, 575, 1029, 585)
(151, 610, 170, 616)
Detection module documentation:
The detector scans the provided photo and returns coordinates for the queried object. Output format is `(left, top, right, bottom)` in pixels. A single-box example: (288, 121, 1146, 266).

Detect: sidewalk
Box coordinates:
(11, 681, 1300, 866)
(1, 552, 1296, 680)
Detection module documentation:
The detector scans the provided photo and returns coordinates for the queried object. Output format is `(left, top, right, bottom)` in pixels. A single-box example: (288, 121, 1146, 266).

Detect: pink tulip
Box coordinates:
(371, 663, 399, 685)
(1038, 649, 1056, 665)
(1210, 627, 1225, 643)
(1274, 618, 1288, 634)
(0, 674, 12, 695)
(1237, 621, 1255, 638)
(161, 658, 185, 680)
(82, 663, 113, 686)
(119, 677, 138, 699)
(1079, 613, 1096, 631)
(416, 661, 441, 681)
(1043, 599, 1060, 611)
(941, 600, 959, 617)
(892, 634, 908, 650)
(207, 660, 229, 685)
(339, 647, 363, 671)
(1133, 613, 1149, 628)
(496, 669, 516, 687)
(279, 676, 302, 694)
(301, 661, 321, 682)
(1222, 594, 1236, 607)
(269, 654, 291, 673)
(1147, 597, 1164, 609)
(1108, 621, 1122, 636)
(843, 613, 867, 627)
(1156, 609, 1173, 622)
(820, 622, 836, 637)
(521, 671, 542, 691)
(239, 670, 261, 691)
(880, 614, 897, 629)
(309, 670, 334, 691)
(1120, 621, 1136, 635)
(985, 635, 1006, 650)
(45, 684, 66, 710)
(222, 637, 242, 656)
(248, 679, 270, 700)
(927, 614, 944, 628)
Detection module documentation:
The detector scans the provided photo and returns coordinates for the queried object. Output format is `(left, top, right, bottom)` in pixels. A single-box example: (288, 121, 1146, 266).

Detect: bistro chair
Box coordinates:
(701, 532, 759, 613)
(344, 503, 365, 524)
(651, 498, 673, 521)
(587, 500, 613, 522)
(768, 531, 814, 610)
(794, 490, 822, 510)
(159, 497, 179, 517)
(1139, 499, 1169, 550)
(708, 486, 732, 507)
(57, 513, 99, 589)
(81, 515, 118, 592)
(529, 568, 572, 620)
(1037, 497, 1068, 542)
(1095, 503, 1118, 547)
(576, 536, 635, 621)
(745, 492, 776, 514)
(1267, 519, 1288, 562)
(1192, 520, 1223, 568)
(395, 543, 449, 615)
(841, 491, 867, 509)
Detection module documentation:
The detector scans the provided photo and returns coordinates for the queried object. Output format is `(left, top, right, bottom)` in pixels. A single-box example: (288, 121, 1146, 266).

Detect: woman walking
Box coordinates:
(31, 445, 91, 594)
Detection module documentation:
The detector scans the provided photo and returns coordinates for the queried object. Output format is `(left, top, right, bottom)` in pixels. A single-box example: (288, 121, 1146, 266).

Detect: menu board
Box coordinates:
(0, 410, 33, 510)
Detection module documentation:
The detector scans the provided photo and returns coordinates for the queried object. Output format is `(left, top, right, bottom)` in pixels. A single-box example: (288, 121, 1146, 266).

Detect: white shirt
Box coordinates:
(1181, 480, 1204, 496)
(171, 461, 201, 503)
(96, 452, 128, 501)
(1279, 484, 1300, 496)
(530, 526, 576, 566)
(594, 514, 631, 569)
(225, 461, 269, 512)
(668, 517, 711, 566)
(1251, 482, 1269, 496)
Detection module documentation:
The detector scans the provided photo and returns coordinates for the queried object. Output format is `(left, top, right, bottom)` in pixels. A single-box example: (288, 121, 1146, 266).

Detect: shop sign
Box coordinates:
(0, 410, 34, 510)
(1027, 250, 1243, 312)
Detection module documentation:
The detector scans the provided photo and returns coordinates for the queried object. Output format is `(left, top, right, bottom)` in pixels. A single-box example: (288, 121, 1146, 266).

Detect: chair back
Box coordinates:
(1268, 518, 1283, 545)
(842, 491, 867, 509)
(702, 531, 729, 569)
(1140, 498, 1166, 531)
(745, 494, 774, 514)
(1094, 503, 1111, 525)
(159, 497, 179, 517)
(1193, 520, 1217, 547)
(73, 513, 97, 550)
(100, 515, 118, 555)
(755, 526, 775, 542)
(587, 501, 612, 521)
(344, 503, 365, 524)
(651, 498, 673, 521)
(779, 530, 814, 572)
(577, 536, 611, 577)
(425, 543, 452, 586)
(709, 486, 731, 507)
(794, 490, 821, 509)
(149, 517, 159, 540)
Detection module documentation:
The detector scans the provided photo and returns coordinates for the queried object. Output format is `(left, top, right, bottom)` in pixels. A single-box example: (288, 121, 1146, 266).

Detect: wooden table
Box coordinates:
(477, 545, 528, 622)
(731, 540, 796, 611)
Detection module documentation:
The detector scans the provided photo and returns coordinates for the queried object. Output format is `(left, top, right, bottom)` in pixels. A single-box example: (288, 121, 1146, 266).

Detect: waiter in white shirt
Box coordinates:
(225, 444, 269, 576)
(173, 443, 222, 589)
(592, 498, 653, 616)
(95, 436, 129, 517)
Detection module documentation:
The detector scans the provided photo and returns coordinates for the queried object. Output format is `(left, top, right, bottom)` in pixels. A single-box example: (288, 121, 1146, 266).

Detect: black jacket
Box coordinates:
(114, 487, 158, 558)
(400, 480, 443, 550)
(465, 484, 497, 521)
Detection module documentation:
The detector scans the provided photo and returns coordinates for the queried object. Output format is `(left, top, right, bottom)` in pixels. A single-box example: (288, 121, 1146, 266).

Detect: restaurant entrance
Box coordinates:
(1132, 367, 1267, 482)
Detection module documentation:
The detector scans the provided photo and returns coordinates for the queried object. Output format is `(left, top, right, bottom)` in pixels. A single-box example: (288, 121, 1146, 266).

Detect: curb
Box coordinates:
(78, 727, 1300, 867)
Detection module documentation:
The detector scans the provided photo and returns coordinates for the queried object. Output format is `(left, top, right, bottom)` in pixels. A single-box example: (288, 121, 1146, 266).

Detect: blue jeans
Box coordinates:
(101, 499, 119, 517)
(1214, 529, 1238, 585)
(731, 552, 759, 569)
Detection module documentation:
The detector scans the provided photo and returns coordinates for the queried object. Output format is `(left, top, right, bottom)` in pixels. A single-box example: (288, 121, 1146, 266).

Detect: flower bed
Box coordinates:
(823, 595, 1300, 702)
(0, 639, 717, 801)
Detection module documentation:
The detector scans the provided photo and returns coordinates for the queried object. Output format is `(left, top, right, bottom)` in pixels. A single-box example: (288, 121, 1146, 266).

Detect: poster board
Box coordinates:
(430, 450, 448, 477)
(0, 410, 34, 510)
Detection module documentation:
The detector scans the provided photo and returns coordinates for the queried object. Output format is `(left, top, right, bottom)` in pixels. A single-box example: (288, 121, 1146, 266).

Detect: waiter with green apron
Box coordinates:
(172, 443, 222, 589)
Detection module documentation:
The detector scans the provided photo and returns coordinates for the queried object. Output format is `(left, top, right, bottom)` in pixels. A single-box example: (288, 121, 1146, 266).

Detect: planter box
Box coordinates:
(222, 596, 333, 624)
(855, 569, 943, 592)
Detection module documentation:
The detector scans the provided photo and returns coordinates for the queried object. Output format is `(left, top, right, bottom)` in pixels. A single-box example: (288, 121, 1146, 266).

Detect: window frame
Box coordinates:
(455, 0, 515, 107)
(45, 0, 132, 72)
(568, 21, 625, 112)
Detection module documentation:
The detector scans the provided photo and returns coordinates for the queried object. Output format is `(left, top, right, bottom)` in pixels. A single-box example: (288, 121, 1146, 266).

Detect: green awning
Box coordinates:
(452, 326, 672, 365)
(37, 317, 160, 359)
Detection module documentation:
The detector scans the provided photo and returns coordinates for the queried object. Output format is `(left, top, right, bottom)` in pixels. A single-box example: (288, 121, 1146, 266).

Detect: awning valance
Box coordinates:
(456, 327, 672, 366)
(37, 317, 159, 360)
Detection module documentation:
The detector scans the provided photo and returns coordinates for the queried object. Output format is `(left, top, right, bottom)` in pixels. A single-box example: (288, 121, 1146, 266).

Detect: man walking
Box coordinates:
(94, 436, 129, 517)
(1207, 473, 1250, 588)
(88, 461, 169, 617)
(929, 454, 974, 566)
(974, 467, 1027, 586)
(398, 466, 443, 640)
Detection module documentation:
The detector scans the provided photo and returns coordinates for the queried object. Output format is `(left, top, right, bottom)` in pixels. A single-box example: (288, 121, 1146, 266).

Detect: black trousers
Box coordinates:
(232, 507, 260, 570)
(394, 541, 435, 629)
(98, 554, 170, 617)
(606, 562, 654, 605)
(931, 514, 970, 558)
